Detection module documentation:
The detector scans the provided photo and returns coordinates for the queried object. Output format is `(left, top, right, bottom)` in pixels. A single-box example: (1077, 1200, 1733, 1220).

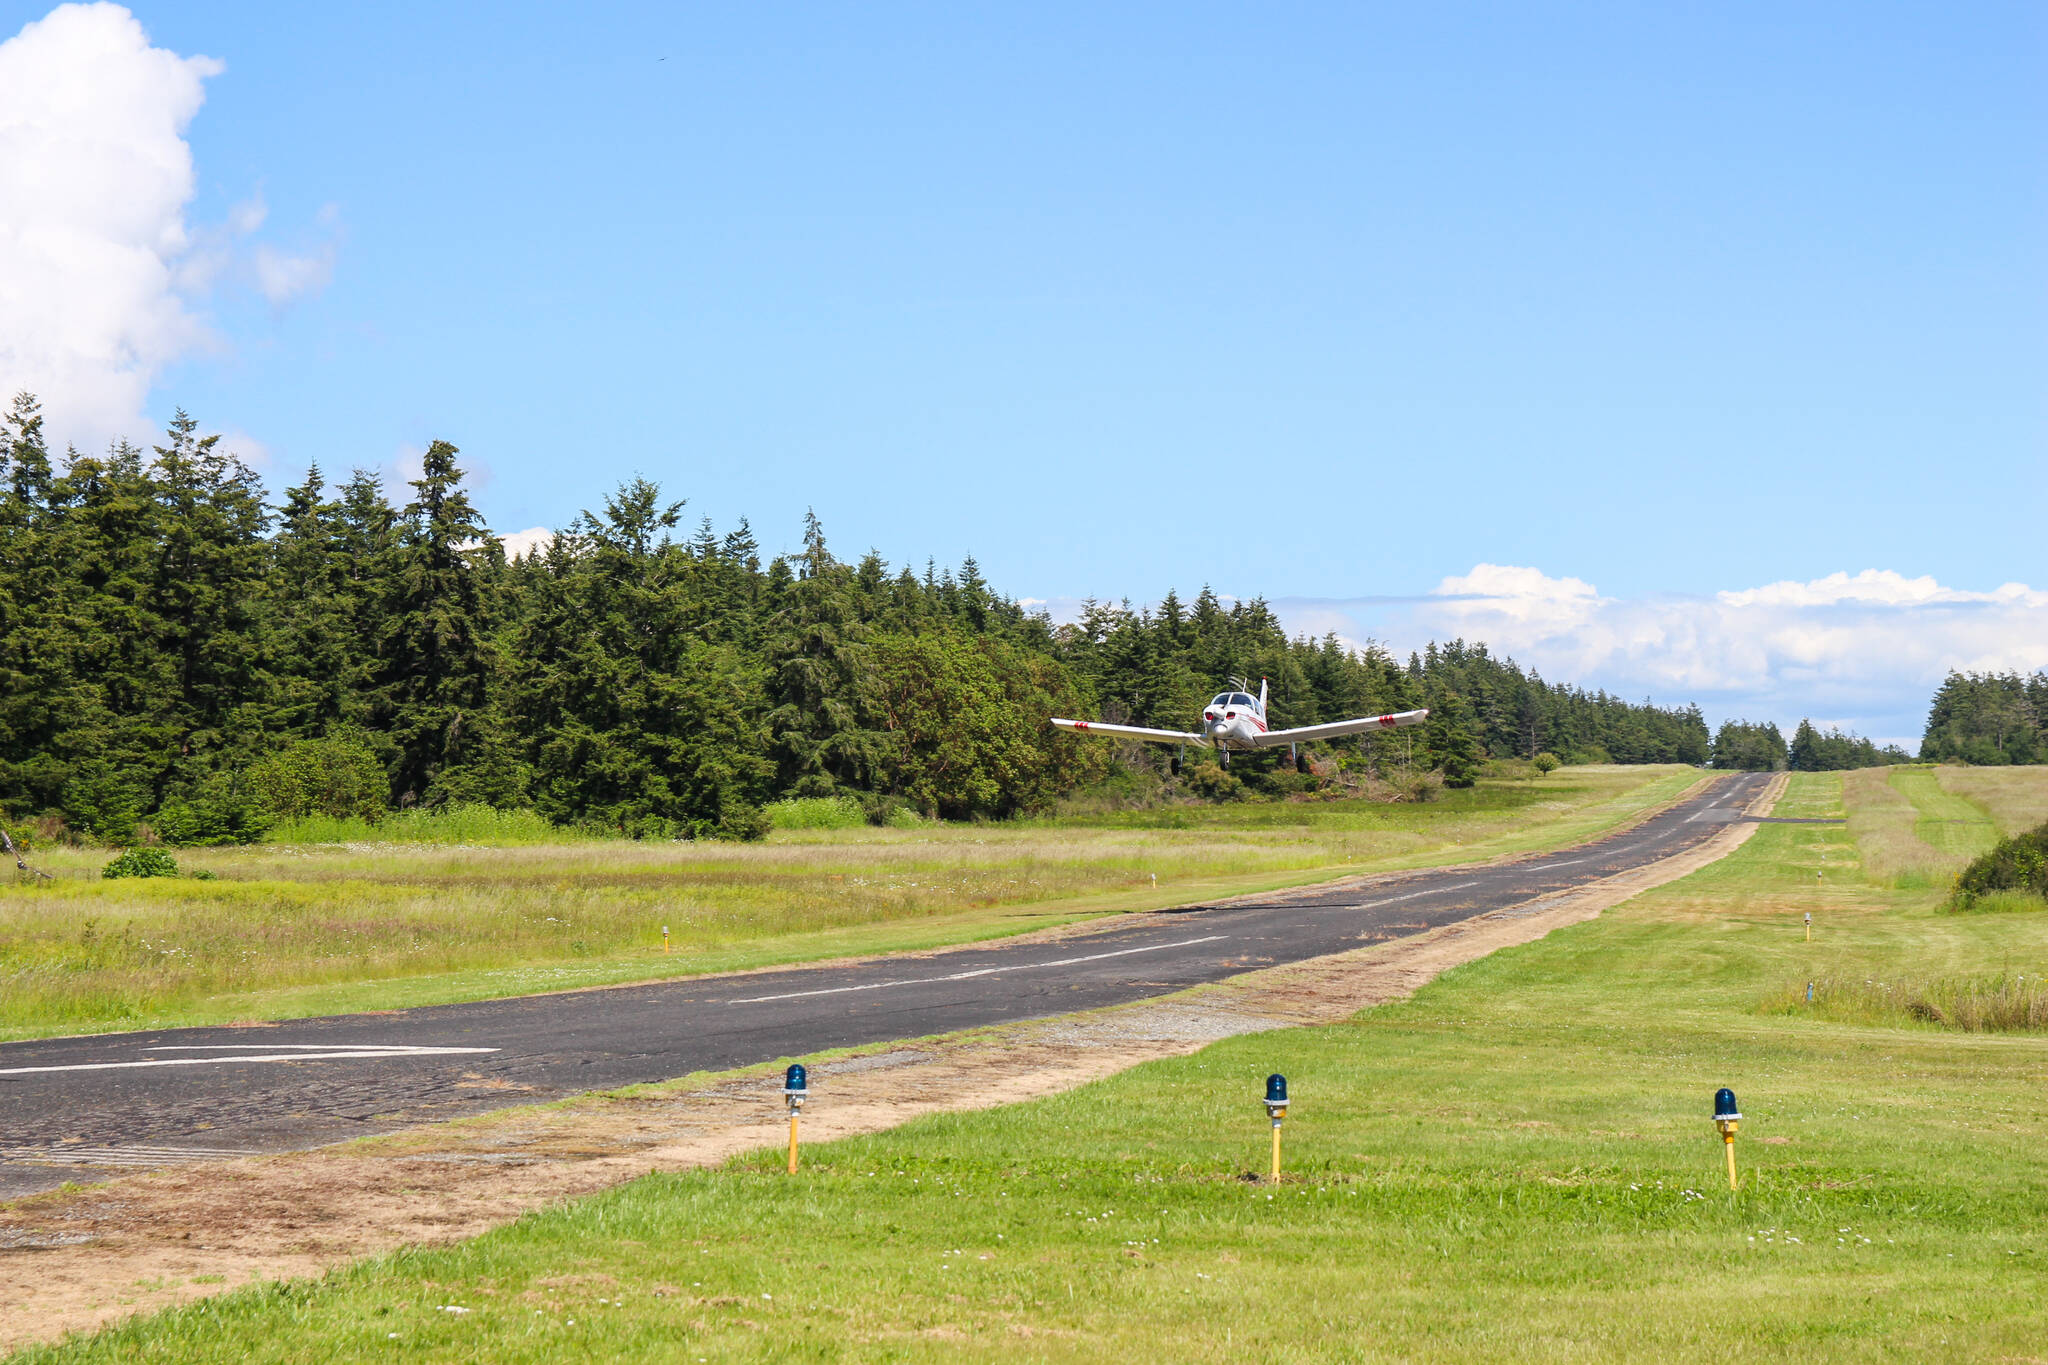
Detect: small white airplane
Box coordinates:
(1051, 679, 1428, 772)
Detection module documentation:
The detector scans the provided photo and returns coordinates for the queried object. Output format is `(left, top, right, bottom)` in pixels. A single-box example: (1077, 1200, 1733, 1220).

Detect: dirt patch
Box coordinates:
(0, 775, 1781, 1354)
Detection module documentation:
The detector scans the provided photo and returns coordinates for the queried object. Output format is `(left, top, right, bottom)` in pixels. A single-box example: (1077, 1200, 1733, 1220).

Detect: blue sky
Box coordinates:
(3, 2, 2042, 744)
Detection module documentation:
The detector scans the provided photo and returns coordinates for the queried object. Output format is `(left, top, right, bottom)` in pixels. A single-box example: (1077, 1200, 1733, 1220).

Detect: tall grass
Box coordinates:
(1840, 767, 1947, 886)
(1766, 971, 2048, 1032)
(1935, 764, 2048, 837)
(763, 796, 868, 830)
(265, 803, 588, 846)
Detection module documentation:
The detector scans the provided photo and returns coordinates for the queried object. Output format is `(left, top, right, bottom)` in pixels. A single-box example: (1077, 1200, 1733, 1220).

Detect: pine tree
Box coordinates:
(373, 441, 498, 805)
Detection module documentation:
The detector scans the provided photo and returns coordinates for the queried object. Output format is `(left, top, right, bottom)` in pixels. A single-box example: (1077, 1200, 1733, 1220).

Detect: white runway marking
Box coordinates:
(1355, 881, 1478, 909)
(729, 935, 1231, 1004)
(0, 1043, 498, 1076)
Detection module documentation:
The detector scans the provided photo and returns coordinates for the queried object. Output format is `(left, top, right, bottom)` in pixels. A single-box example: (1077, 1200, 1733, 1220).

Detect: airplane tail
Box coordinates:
(1258, 677, 1268, 714)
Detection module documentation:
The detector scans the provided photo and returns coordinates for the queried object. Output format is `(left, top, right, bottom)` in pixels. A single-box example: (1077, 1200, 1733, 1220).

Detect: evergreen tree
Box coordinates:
(373, 441, 498, 805)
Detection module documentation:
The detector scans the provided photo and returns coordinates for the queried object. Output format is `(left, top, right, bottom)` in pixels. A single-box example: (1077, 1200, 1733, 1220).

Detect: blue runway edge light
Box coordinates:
(1714, 1087, 1740, 1121)
(1266, 1074, 1288, 1106)
(785, 1063, 808, 1094)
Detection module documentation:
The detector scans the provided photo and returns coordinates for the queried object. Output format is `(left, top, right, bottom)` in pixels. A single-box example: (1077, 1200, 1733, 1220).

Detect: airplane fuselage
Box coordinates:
(1202, 689, 1268, 751)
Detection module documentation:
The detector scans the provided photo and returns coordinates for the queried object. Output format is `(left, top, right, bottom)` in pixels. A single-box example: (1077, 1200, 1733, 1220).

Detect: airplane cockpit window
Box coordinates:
(1211, 695, 1232, 708)
(1232, 693, 1256, 707)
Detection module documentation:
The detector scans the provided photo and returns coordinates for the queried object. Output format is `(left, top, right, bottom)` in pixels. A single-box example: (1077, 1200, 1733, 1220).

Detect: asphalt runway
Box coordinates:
(0, 771, 1769, 1197)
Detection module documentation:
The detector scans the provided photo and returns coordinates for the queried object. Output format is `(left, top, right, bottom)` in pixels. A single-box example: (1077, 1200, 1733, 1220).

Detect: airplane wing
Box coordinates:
(1249, 708, 1430, 748)
(1050, 718, 1208, 746)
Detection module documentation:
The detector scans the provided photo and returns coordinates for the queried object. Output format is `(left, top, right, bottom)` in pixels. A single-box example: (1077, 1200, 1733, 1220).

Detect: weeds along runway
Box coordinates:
(0, 772, 1769, 1197)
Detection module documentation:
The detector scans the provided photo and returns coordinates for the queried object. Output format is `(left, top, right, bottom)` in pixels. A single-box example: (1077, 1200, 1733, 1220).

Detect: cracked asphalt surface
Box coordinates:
(0, 772, 1767, 1197)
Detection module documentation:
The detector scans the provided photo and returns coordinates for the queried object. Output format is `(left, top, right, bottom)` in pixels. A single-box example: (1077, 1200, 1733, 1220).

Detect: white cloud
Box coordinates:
(499, 527, 554, 559)
(253, 240, 335, 306)
(0, 5, 340, 452)
(1275, 565, 2048, 747)
(0, 2, 220, 451)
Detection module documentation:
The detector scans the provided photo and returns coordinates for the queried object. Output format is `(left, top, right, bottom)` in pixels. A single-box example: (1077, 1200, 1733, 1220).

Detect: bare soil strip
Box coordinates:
(0, 775, 1782, 1354)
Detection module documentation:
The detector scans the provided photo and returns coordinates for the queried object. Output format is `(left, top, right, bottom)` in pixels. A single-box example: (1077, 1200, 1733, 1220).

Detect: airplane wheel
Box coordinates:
(1219, 751, 1230, 769)
(1297, 752, 1313, 774)
(1170, 757, 1182, 776)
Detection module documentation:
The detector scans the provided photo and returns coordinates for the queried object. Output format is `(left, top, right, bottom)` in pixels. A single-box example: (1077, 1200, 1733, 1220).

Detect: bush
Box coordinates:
(766, 796, 869, 831)
(704, 800, 771, 843)
(1948, 822, 2048, 910)
(246, 736, 387, 824)
(62, 771, 145, 844)
(1183, 764, 1244, 802)
(102, 847, 179, 879)
(1533, 752, 1561, 774)
(153, 772, 271, 847)
(268, 803, 570, 846)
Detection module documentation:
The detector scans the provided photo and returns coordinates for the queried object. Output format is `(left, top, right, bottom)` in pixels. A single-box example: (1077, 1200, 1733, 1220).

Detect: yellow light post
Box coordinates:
(784, 1064, 808, 1174)
(1803, 911, 1811, 942)
(1713, 1088, 1741, 1191)
(1263, 1074, 1289, 1185)
(663, 924, 671, 954)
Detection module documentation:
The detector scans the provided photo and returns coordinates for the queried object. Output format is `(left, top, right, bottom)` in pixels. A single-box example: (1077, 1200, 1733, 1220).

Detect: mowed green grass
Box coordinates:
(28, 770, 2047, 1362)
(0, 766, 1702, 1041)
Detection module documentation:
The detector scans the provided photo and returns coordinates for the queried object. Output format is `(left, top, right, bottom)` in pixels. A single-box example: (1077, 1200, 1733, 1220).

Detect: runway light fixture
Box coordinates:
(1264, 1074, 1289, 1185)
(1804, 911, 1812, 942)
(1713, 1087, 1742, 1191)
(784, 1064, 808, 1174)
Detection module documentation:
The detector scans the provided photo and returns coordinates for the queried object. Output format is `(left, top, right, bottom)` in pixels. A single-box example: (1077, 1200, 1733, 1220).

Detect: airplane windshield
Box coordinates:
(1232, 693, 1255, 707)
(1210, 695, 1232, 708)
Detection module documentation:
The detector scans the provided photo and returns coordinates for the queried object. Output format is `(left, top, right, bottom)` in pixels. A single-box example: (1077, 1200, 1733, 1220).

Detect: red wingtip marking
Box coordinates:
(1074, 721, 1089, 729)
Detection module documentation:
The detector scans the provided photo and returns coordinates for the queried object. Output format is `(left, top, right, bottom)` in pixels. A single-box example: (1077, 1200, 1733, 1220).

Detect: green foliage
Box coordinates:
(1921, 670, 2046, 765)
(1711, 718, 1787, 770)
(60, 770, 145, 844)
(152, 771, 271, 846)
(0, 394, 1718, 848)
(266, 802, 578, 846)
(1182, 762, 1244, 801)
(100, 847, 179, 879)
(1532, 751, 1560, 774)
(765, 796, 868, 830)
(1949, 820, 2048, 909)
(245, 735, 386, 823)
(1788, 717, 1913, 771)
(1422, 692, 1483, 788)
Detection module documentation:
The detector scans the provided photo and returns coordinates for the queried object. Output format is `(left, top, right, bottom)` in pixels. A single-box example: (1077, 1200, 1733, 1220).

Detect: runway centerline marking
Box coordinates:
(0, 1044, 498, 1076)
(727, 935, 1231, 1004)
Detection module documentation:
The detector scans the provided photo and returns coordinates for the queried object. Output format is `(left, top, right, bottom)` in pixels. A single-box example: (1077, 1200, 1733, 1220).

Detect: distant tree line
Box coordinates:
(1, 396, 1722, 843)
(1710, 718, 1913, 772)
(1920, 671, 2048, 766)
(1787, 720, 1913, 771)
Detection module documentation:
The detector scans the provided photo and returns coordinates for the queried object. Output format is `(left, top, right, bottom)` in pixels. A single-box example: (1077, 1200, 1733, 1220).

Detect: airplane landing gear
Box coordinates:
(1296, 746, 1313, 774)
(1170, 748, 1183, 777)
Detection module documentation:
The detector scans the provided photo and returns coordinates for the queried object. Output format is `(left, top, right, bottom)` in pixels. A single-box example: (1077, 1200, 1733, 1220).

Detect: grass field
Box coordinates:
(22, 767, 2046, 1362)
(0, 765, 1704, 1041)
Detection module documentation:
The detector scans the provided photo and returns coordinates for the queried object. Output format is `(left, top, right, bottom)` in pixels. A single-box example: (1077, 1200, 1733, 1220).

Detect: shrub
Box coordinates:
(766, 796, 869, 831)
(62, 771, 145, 844)
(102, 847, 179, 879)
(1532, 752, 1561, 774)
(153, 773, 271, 847)
(246, 736, 387, 824)
(269, 803, 571, 846)
(1183, 764, 1244, 802)
(1948, 821, 2048, 910)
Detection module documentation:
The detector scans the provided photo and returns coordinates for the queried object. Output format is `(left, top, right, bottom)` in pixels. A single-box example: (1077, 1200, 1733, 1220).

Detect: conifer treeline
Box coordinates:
(1920, 671, 2048, 766)
(2, 398, 1715, 841)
